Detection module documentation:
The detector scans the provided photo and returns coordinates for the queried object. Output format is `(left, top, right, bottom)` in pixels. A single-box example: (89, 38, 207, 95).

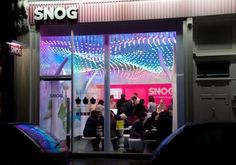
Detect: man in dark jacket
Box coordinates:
(83, 111, 101, 151)
(120, 96, 137, 125)
(116, 94, 127, 116)
(129, 111, 147, 139)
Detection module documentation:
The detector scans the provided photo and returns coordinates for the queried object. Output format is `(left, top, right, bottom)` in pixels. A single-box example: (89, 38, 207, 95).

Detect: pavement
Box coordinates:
(71, 136, 154, 165)
(71, 158, 151, 165)
(71, 153, 152, 165)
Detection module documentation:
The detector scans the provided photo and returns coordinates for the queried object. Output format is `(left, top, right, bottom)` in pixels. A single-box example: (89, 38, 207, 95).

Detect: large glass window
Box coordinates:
(109, 32, 175, 108)
(39, 31, 176, 153)
(40, 36, 72, 76)
(72, 35, 105, 152)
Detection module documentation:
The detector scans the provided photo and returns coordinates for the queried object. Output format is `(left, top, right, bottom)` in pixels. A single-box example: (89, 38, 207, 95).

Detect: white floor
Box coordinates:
(72, 136, 157, 153)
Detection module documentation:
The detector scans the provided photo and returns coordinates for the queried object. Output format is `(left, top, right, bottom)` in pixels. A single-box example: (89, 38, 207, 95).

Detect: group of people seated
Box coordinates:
(83, 93, 173, 151)
(83, 110, 117, 151)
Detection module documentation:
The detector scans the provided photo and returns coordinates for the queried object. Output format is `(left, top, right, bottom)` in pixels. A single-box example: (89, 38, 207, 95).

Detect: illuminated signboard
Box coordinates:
(34, 6, 78, 21)
(7, 41, 23, 56)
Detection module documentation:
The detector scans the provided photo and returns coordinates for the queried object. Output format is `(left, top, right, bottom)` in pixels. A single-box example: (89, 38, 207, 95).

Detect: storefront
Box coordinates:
(19, 0, 236, 153)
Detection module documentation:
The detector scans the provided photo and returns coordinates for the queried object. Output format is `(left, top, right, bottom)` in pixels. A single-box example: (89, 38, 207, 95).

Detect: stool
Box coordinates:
(128, 138, 144, 152)
(82, 136, 96, 152)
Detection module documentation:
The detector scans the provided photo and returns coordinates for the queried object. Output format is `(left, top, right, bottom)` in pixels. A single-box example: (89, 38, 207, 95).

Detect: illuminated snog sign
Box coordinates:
(148, 87, 173, 95)
(34, 6, 78, 21)
(7, 41, 23, 56)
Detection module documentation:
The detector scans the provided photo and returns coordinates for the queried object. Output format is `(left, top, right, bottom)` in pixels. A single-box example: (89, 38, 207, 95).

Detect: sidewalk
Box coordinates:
(71, 152, 152, 165)
(71, 158, 151, 165)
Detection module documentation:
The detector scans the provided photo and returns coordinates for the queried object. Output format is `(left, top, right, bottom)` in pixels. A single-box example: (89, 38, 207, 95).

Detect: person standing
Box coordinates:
(157, 99, 167, 113)
(133, 92, 140, 104)
(129, 99, 147, 125)
(116, 94, 127, 116)
(110, 95, 116, 109)
(120, 95, 137, 125)
(147, 95, 157, 113)
(134, 99, 147, 116)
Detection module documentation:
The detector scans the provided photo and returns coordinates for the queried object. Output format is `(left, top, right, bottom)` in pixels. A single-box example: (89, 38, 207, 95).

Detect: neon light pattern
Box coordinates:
(40, 32, 176, 83)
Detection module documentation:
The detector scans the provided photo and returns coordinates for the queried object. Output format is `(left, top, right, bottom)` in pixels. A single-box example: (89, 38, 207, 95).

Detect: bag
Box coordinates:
(116, 120, 124, 129)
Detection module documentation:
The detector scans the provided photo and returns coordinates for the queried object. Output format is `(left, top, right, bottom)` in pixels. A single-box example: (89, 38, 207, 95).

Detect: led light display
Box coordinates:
(40, 32, 176, 83)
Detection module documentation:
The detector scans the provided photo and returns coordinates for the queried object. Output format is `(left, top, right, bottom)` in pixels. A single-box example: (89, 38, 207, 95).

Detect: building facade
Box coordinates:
(12, 0, 236, 152)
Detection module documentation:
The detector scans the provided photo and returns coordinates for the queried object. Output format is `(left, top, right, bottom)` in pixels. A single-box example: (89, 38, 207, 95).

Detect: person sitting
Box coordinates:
(97, 111, 104, 137)
(143, 111, 158, 140)
(129, 111, 147, 139)
(83, 110, 101, 151)
(95, 99, 105, 115)
(144, 111, 158, 130)
(154, 110, 172, 145)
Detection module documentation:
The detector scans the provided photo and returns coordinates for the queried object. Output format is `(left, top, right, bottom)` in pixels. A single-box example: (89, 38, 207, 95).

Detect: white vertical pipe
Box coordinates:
(70, 26, 75, 152)
(104, 35, 113, 152)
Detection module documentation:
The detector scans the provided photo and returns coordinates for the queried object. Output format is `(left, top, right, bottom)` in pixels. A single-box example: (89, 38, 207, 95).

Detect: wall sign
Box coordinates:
(7, 42, 23, 56)
(98, 83, 173, 107)
(34, 6, 78, 21)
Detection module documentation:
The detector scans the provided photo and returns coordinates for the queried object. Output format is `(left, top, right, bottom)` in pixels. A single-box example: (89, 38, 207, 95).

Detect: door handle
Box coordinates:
(211, 107, 215, 112)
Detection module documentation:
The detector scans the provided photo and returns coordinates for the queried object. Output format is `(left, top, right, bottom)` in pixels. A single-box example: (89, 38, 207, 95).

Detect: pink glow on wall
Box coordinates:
(97, 83, 172, 108)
